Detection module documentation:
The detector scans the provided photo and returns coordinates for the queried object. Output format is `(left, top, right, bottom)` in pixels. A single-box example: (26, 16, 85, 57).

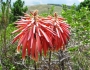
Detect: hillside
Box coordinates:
(27, 4, 62, 15)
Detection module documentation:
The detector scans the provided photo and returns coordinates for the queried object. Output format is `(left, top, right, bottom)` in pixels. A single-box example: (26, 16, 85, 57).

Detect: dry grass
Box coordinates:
(27, 4, 62, 15)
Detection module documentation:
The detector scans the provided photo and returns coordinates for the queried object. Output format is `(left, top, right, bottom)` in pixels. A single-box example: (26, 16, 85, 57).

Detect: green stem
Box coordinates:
(34, 61, 37, 70)
(49, 50, 51, 70)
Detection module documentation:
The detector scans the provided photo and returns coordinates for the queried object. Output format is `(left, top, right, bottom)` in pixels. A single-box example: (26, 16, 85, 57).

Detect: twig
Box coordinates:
(59, 50, 64, 70)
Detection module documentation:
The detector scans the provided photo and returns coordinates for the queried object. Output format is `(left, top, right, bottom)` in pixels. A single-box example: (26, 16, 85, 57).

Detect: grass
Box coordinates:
(27, 4, 62, 15)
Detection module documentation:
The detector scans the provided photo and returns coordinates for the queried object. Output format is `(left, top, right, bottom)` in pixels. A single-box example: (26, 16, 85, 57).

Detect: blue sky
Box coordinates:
(7, 0, 84, 6)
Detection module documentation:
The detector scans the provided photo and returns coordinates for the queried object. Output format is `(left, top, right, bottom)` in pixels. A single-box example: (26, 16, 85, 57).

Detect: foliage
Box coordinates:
(0, 24, 16, 70)
(0, 1, 16, 70)
(77, 0, 90, 10)
(11, 0, 28, 21)
(0, 0, 11, 27)
(0, 13, 1, 24)
(0, 0, 11, 63)
(61, 4, 90, 69)
(49, 5, 55, 15)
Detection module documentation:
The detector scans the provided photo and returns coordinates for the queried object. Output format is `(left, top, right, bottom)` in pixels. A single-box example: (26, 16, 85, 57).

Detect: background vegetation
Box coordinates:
(10, 0, 28, 22)
(0, 0, 90, 70)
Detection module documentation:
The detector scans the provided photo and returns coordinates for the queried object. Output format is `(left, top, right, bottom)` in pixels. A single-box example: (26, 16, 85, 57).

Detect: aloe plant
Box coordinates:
(12, 10, 70, 70)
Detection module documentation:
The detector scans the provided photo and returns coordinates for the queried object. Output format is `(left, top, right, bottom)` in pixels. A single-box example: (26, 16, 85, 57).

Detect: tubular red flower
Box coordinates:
(52, 13, 70, 50)
(12, 11, 70, 61)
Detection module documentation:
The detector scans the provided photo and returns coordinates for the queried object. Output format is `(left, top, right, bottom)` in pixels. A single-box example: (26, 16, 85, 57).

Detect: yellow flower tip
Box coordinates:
(16, 50, 20, 54)
(15, 50, 20, 55)
(16, 46, 20, 54)
(54, 12, 58, 19)
(33, 10, 38, 16)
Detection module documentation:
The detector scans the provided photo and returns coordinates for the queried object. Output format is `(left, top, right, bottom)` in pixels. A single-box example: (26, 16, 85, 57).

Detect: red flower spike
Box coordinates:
(12, 11, 70, 61)
(52, 13, 70, 51)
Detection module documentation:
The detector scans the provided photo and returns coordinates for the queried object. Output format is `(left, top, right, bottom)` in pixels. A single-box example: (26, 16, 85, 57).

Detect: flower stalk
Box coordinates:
(49, 50, 51, 70)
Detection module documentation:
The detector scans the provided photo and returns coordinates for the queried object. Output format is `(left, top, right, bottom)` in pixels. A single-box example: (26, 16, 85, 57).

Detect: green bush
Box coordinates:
(61, 4, 90, 70)
(11, 0, 28, 21)
(77, 0, 90, 10)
